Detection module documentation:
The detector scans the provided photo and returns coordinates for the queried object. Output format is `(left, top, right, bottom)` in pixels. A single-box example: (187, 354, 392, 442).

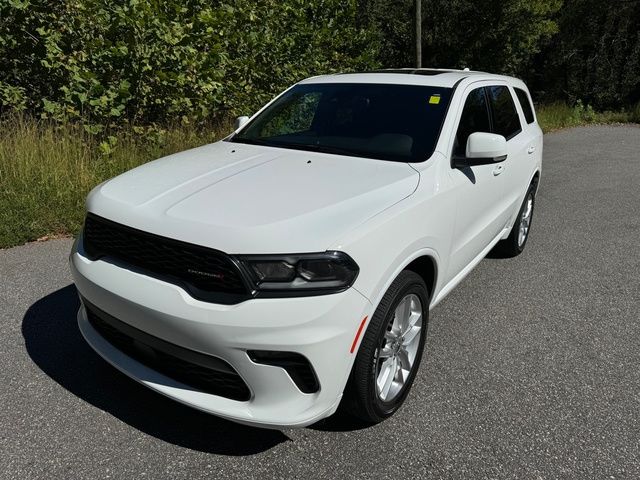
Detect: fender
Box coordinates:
(355, 247, 441, 313)
(340, 247, 441, 396)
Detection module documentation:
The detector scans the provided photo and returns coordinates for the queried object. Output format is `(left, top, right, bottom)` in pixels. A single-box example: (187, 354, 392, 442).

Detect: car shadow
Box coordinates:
(21, 285, 290, 455)
(485, 243, 518, 259)
(308, 411, 373, 432)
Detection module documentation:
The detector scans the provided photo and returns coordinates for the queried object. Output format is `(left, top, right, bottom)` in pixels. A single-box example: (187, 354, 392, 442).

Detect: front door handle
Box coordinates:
(493, 164, 504, 176)
(527, 145, 536, 154)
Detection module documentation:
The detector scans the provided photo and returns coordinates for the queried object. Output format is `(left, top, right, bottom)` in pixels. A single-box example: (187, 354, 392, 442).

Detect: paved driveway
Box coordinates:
(1, 125, 639, 479)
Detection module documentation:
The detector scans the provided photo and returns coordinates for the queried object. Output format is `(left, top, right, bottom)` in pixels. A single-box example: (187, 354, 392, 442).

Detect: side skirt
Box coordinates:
(430, 226, 509, 310)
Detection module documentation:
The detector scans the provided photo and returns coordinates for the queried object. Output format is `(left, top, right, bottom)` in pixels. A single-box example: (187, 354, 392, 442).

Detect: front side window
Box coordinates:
(231, 83, 453, 162)
(514, 87, 535, 124)
(453, 87, 491, 156)
(487, 86, 522, 139)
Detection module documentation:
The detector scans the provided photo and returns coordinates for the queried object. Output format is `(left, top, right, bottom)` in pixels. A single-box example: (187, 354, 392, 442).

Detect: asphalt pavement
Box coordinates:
(1, 125, 639, 479)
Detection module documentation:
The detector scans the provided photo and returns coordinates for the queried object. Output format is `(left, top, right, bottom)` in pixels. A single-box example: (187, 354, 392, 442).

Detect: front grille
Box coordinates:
(84, 299, 251, 401)
(83, 213, 249, 303)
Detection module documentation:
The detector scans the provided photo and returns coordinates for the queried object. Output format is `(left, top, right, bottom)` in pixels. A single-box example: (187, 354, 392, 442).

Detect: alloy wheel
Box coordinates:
(518, 194, 534, 247)
(374, 293, 423, 402)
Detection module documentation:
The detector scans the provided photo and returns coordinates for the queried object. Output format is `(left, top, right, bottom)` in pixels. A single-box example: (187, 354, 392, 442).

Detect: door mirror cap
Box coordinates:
(466, 132, 507, 165)
(467, 132, 507, 159)
(234, 116, 250, 131)
(454, 132, 508, 168)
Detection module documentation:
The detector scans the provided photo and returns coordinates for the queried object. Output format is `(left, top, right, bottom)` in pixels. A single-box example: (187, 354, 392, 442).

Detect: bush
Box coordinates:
(536, 102, 634, 132)
(0, 0, 380, 132)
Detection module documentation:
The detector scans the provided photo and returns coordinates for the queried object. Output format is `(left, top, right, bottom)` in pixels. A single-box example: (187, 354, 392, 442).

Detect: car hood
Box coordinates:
(87, 141, 419, 253)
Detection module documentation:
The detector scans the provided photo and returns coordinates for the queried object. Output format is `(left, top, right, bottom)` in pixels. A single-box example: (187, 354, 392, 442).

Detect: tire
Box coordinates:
(342, 270, 429, 424)
(494, 182, 537, 257)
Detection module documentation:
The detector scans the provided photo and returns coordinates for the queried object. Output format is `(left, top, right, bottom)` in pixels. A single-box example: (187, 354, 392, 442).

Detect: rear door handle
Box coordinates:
(493, 164, 504, 176)
(527, 145, 536, 154)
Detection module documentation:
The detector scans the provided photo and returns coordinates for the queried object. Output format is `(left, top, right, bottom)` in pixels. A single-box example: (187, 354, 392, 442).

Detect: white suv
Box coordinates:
(71, 69, 542, 428)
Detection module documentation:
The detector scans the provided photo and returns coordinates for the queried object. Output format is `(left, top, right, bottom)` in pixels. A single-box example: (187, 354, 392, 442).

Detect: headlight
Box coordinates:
(237, 251, 359, 295)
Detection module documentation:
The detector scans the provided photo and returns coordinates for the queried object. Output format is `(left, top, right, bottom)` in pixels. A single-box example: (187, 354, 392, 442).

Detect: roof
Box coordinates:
(299, 68, 521, 89)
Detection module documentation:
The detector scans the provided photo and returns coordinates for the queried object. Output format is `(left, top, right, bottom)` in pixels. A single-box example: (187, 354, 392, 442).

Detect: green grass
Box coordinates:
(1, 103, 639, 249)
(536, 101, 640, 132)
(0, 115, 231, 248)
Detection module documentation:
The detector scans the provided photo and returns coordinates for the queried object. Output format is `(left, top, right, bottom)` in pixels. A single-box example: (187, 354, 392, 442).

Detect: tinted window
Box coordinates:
(487, 86, 522, 139)
(514, 87, 535, 124)
(231, 83, 452, 162)
(453, 87, 491, 156)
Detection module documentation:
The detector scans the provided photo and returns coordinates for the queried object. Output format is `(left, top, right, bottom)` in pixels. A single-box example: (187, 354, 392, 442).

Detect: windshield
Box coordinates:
(229, 83, 452, 162)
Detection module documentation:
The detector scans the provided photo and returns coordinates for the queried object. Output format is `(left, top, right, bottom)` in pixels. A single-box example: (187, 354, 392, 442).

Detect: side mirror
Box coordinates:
(453, 132, 507, 168)
(234, 116, 250, 131)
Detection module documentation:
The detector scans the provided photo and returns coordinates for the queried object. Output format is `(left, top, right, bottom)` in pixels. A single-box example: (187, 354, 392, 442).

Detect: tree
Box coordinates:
(360, 0, 561, 73)
(534, 0, 640, 108)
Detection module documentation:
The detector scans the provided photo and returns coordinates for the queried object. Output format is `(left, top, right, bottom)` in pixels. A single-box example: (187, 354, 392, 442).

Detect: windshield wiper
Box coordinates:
(229, 137, 277, 147)
(291, 143, 364, 157)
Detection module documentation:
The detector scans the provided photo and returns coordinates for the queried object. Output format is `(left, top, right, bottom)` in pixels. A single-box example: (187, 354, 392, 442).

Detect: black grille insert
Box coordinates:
(84, 299, 251, 401)
(83, 213, 250, 304)
(248, 350, 319, 394)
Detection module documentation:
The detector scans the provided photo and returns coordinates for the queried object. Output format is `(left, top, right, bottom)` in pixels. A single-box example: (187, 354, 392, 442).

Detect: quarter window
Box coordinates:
(487, 86, 522, 139)
(453, 87, 491, 156)
(514, 87, 535, 124)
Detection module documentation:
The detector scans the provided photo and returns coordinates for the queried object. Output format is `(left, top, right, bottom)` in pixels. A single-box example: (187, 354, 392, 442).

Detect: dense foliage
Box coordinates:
(532, 0, 640, 109)
(362, 0, 562, 75)
(361, 0, 639, 110)
(1, 0, 639, 248)
(0, 0, 379, 131)
(1, 0, 639, 129)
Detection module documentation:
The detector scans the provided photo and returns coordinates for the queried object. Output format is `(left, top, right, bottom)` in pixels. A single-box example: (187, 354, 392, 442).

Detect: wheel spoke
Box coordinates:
(394, 297, 409, 331)
(397, 347, 411, 370)
(402, 325, 420, 346)
(376, 358, 393, 393)
(403, 311, 421, 335)
(379, 358, 396, 399)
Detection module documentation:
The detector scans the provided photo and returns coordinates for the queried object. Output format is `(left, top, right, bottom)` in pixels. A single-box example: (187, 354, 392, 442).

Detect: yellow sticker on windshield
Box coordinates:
(429, 95, 441, 105)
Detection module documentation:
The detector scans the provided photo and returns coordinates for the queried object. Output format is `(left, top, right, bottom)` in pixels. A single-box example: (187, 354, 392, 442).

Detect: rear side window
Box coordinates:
(514, 88, 535, 124)
(487, 86, 522, 140)
(453, 87, 491, 156)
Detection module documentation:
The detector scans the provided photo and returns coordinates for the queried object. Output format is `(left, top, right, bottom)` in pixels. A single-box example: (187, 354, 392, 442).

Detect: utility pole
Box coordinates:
(415, 0, 422, 68)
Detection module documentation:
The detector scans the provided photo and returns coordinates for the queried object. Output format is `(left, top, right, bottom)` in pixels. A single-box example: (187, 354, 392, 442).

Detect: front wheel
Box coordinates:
(342, 270, 429, 424)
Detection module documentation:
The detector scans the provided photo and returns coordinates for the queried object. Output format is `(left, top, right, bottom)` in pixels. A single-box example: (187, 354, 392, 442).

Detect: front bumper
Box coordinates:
(70, 239, 372, 429)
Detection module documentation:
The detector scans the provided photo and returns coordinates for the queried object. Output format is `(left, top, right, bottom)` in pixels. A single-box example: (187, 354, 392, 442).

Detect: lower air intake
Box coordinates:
(83, 299, 251, 402)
